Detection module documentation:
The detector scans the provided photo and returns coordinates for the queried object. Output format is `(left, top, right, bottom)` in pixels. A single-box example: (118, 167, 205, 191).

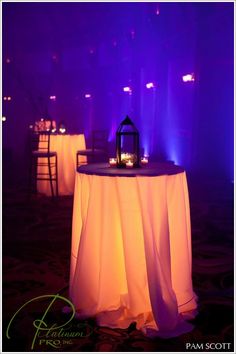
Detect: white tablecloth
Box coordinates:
(69, 168, 197, 337)
(37, 134, 86, 196)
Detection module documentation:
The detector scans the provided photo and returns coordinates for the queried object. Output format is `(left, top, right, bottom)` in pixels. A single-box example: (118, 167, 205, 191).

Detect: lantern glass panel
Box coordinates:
(116, 116, 140, 168)
(120, 135, 138, 163)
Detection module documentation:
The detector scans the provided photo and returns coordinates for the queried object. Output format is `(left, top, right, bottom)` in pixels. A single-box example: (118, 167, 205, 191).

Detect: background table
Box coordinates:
(37, 134, 86, 196)
(69, 163, 197, 337)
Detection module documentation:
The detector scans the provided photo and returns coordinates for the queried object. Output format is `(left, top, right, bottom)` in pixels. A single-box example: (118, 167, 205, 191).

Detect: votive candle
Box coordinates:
(141, 157, 149, 165)
(109, 158, 117, 167)
(126, 161, 134, 168)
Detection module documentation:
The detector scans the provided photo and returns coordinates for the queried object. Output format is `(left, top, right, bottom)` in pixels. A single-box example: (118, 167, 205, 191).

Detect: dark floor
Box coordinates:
(2, 177, 234, 352)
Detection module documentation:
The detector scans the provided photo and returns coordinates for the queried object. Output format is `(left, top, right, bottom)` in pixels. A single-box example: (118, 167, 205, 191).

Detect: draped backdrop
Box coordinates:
(2, 2, 234, 182)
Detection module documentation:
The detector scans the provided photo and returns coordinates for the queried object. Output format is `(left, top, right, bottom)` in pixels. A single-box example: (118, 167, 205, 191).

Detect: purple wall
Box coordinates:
(2, 2, 234, 184)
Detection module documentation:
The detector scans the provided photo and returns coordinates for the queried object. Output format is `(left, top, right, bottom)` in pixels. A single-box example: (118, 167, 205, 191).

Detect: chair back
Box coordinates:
(92, 130, 108, 153)
(30, 129, 51, 154)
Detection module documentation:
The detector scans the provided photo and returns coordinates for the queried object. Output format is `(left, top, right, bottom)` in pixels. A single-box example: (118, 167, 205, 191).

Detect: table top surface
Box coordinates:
(50, 133, 84, 136)
(77, 162, 185, 177)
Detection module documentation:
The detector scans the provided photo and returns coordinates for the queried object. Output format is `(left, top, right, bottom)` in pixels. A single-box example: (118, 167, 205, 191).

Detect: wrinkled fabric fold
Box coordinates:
(69, 171, 197, 337)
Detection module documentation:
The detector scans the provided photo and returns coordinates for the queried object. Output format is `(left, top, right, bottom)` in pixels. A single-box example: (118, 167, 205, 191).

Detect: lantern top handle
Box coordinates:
(118, 115, 138, 132)
(122, 116, 133, 125)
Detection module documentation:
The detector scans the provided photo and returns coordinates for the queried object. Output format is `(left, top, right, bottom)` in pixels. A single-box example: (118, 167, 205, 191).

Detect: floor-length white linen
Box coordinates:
(69, 171, 197, 337)
(37, 134, 86, 196)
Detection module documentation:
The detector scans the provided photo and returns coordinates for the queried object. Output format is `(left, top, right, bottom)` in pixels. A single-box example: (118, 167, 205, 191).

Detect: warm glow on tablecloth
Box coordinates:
(37, 134, 86, 196)
(69, 171, 197, 337)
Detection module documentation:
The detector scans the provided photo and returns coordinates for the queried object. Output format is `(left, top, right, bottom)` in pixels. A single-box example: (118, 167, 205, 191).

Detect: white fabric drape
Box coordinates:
(37, 134, 86, 196)
(69, 171, 197, 337)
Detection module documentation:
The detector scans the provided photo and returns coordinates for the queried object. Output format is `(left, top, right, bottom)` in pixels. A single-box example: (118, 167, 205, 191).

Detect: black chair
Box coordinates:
(76, 130, 108, 167)
(29, 129, 58, 197)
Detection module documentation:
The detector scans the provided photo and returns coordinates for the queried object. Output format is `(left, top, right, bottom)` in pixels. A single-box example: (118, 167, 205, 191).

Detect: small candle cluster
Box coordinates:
(59, 127, 66, 134)
(109, 155, 149, 168)
(34, 119, 57, 132)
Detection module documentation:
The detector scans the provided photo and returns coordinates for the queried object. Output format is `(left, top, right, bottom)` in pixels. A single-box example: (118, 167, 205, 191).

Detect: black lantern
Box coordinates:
(116, 116, 140, 168)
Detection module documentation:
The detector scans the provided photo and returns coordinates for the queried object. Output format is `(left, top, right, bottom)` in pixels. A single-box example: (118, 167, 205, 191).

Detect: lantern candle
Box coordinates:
(126, 161, 134, 168)
(116, 116, 140, 168)
(121, 153, 132, 162)
(121, 153, 126, 162)
(109, 158, 117, 167)
(141, 157, 149, 165)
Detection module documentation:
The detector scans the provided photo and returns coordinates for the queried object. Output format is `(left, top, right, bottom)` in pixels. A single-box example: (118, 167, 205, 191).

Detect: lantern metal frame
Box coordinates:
(116, 116, 140, 168)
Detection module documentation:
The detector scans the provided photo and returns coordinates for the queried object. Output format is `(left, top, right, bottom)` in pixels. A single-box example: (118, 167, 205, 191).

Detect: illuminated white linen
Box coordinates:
(69, 170, 197, 337)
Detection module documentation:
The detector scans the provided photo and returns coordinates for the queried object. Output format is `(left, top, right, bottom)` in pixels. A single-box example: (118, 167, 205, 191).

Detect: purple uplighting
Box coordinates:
(2, 4, 234, 350)
(130, 29, 135, 39)
(2, 2, 233, 181)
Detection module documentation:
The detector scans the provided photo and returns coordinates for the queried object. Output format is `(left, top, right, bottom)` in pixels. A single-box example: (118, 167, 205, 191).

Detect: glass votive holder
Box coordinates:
(126, 161, 134, 168)
(109, 158, 117, 167)
(141, 157, 149, 165)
